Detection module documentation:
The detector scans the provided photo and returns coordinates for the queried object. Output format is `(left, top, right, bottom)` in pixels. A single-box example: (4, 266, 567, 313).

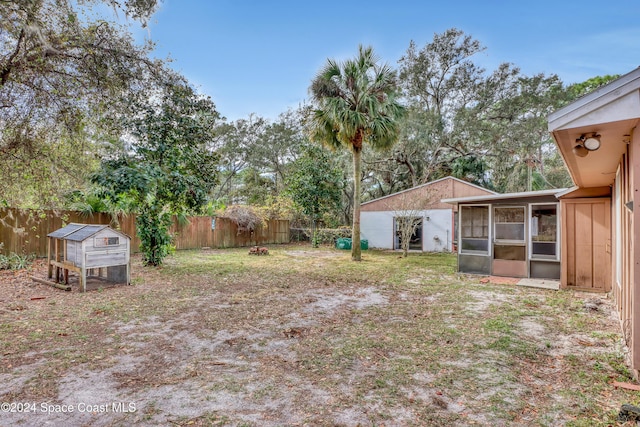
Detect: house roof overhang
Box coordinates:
(548, 67, 640, 188)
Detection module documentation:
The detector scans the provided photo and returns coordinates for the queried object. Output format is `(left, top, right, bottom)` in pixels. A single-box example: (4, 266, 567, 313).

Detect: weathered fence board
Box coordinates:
(0, 208, 289, 256)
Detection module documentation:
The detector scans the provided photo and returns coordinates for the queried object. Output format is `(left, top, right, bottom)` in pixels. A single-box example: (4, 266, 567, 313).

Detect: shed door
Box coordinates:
(561, 198, 611, 292)
(394, 217, 423, 250)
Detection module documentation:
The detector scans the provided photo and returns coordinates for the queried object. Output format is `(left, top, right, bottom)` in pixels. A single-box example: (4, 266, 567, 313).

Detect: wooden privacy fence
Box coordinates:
(0, 208, 289, 257)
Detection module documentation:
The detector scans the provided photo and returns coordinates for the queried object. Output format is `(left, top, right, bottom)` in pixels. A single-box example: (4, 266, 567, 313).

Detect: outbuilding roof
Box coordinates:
(362, 176, 497, 207)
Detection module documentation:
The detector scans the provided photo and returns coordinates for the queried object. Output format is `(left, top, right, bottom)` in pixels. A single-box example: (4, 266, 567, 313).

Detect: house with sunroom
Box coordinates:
(440, 69, 640, 373)
(547, 67, 640, 376)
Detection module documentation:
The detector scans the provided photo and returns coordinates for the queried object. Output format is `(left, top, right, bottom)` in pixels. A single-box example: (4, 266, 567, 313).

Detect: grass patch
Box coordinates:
(0, 245, 631, 426)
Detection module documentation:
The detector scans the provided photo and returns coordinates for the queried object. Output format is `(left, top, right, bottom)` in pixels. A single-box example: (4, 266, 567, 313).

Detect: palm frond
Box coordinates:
(308, 45, 405, 153)
(309, 109, 341, 150)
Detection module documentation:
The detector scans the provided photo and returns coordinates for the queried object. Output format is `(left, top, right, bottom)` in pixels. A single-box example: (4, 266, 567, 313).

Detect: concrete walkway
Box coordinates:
(516, 278, 560, 290)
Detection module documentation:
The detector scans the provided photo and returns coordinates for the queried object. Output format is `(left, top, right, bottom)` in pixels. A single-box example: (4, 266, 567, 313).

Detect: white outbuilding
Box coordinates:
(360, 176, 496, 252)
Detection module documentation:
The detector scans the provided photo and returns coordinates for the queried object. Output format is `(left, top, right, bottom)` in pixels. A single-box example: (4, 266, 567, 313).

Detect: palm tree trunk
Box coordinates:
(312, 218, 318, 248)
(352, 148, 362, 261)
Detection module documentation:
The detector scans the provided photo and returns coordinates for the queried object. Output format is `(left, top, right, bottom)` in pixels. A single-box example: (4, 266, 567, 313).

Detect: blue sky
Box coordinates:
(127, 1, 640, 122)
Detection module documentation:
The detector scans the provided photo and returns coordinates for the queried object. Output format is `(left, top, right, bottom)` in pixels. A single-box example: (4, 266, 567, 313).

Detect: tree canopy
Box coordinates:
(1, 10, 608, 248)
(0, 0, 164, 207)
(391, 28, 571, 193)
(286, 144, 342, 246)
(91, 75, 221, 265)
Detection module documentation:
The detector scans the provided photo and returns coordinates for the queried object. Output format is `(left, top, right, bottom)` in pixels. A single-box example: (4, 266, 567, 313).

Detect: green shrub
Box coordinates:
(0, 244, 35, 270)
(136, 204, 175, 266)
(307, 227, 352, 245)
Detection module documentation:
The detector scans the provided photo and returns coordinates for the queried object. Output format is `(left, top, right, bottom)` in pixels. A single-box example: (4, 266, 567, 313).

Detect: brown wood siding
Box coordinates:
(624, 151, 632, 356)
(631, 131, 640, 369)
(560, 198, 611, 292)
(451, 179, 492, 200)
(361, 177, 494, 212)
(611, 146, 636, 370)
(619, 154, 627, 339)
(0, 208, 289, 257)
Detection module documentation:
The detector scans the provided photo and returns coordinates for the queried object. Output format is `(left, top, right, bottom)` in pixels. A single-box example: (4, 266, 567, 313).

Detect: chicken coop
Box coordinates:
(47, 223, 131, 292)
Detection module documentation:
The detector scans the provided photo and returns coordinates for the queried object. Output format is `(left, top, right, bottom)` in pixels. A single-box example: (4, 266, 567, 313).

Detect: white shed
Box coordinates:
(47, 223, 131, 292)
(360, 177, 496, 252)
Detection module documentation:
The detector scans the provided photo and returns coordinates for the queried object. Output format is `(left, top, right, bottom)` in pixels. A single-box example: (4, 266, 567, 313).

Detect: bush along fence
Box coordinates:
(289, 227, 352, 245)
(0, 208, 289, 257)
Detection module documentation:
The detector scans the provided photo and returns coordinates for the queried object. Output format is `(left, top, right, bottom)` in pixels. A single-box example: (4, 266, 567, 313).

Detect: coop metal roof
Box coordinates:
(47, 223, 110, 241)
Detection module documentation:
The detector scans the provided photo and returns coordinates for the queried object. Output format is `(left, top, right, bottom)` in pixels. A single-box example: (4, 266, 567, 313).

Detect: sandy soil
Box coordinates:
(0, 250, 633, 426)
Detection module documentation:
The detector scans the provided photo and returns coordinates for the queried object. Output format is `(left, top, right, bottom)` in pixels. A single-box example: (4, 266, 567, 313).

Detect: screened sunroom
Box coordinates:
(442, 189, 566, 279)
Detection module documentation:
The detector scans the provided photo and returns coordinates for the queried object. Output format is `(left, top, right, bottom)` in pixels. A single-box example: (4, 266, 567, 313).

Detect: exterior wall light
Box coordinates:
(583, 134, 601, 151)
(573, 133, 601, 157)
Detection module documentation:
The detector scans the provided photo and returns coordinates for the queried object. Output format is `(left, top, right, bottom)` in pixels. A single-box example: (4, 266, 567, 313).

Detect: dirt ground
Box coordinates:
(0, 247, 636, 426)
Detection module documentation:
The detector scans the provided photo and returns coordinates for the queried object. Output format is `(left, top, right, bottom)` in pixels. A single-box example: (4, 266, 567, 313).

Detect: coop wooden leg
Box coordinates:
(47, 239, 52, 279)
(54, 239, 60, 282)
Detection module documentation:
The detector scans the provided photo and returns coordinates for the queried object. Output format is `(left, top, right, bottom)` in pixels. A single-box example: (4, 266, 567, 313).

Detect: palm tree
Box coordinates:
(309, 45, 404, 261)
